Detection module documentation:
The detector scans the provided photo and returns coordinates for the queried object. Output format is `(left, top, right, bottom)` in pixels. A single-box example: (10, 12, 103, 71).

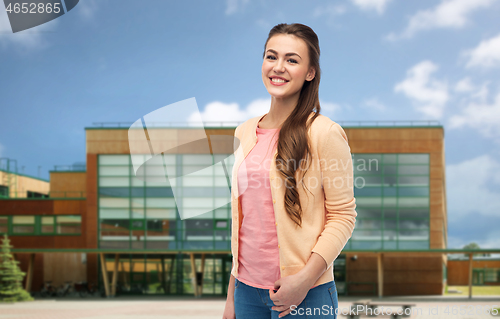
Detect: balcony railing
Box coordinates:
(90, 120, 441, 128)
(0, 191, 86, 199)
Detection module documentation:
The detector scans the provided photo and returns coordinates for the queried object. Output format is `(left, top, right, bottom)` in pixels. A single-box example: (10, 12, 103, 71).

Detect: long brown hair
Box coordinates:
(263, 23, 322, 227)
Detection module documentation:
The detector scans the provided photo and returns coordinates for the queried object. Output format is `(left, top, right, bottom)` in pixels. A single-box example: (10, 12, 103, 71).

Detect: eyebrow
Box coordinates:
(266, 49, 302, 60)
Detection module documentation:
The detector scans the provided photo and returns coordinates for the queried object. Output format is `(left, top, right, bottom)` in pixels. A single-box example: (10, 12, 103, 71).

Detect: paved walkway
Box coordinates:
(0, 296, 498, 319)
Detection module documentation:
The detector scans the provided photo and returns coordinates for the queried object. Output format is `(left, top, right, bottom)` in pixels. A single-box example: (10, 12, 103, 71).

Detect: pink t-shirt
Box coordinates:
(237, 123, 281, 290)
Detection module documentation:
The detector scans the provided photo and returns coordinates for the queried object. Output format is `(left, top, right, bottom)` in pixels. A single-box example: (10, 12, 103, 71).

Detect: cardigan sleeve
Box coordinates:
(311, 122, 357, 269)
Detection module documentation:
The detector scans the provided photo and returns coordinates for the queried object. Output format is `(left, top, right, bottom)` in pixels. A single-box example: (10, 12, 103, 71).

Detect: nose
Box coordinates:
(273, 58, 285, 73)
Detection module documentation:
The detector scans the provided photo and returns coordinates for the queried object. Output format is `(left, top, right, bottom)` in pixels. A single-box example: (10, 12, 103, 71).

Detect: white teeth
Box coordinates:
(271, 78, 287, 83)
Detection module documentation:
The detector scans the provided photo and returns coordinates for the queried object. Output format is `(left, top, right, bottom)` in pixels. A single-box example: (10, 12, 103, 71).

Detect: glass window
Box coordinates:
(383, 197, 397, 207)
(183, 154, 213, 165)
(356, 208, 382, 219)
(398, 229, 428, 240)
(383, 165, 397, 175)
(399, 241, 429, 249)
(356, 219, 382, 229)
(99, 166, 130, 176)
(99, 187, 130, 197)
(145, 187, 174, 197)
(215, 220, 228, 228)
(398, 208, 429, 219)
(398, 197, 429, 207)
(383, 187, 397, 196)
(383, 154, 397, 164)
(100, 155, 129, 165)
(146, 198, 176, 208)
(352, 229, 381, 240)
(399, 219, 429, 229)
(183, 176, 213, 187)
(41, 216, 55, 234)
(398, 187, 429, 196)
(398, 154, 429, 164)
(383, 219, 397, 229)
(354, 187, 381, 197)
(100, 198, 129, 208)
(101, 219, 130, 231)
(351, 241, 382, 250)
(398, 176, 429, 186)
(354, 175, 382, 187)
(27, 191, 49, 198)
(383, 176, 398, 187)
(57, 216, 81, 234)
(99, 177, 129, 187)
(100, 208, 129, 219)
(382, 230, 397, 240)
(12, 216, 35, 234)
(0, 185, 9, 198)
(146, 208, 176, 219)
(384, 208, 397, 219)
(355, 197, 382, 206)
(398, 165, 429, 175)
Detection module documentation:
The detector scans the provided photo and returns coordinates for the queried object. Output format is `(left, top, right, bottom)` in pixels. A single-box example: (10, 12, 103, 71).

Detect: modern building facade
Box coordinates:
(0, 120, 450, 296)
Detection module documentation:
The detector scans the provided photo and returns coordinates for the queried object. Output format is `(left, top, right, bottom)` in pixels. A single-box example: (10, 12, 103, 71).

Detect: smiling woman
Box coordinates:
(222, 23, 355, 319)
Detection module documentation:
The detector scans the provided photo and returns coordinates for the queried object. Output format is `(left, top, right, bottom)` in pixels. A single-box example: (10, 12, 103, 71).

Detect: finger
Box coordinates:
(278, 309, 292, 318)
(271, 305, 287, 312)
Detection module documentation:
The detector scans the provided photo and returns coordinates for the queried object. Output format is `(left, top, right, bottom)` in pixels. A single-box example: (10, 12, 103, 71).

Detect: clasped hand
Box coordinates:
(269, 273, 311, 318)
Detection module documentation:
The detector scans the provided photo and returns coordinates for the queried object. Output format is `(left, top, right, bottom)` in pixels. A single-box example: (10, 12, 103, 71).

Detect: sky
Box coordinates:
(1, 0, 500, 249)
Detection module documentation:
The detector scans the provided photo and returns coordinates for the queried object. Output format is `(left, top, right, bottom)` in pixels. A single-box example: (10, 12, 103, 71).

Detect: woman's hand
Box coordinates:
(269, 252, 328, 318)
(269, 273, 311, 318)
(222, 297, 236, 319)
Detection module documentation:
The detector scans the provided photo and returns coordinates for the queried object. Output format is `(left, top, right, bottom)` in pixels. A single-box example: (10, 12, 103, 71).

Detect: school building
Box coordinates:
(2, 119, 494, 297)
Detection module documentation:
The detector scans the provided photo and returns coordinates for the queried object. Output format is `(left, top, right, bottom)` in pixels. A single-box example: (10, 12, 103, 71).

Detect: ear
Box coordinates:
(306, 67, 316, 82)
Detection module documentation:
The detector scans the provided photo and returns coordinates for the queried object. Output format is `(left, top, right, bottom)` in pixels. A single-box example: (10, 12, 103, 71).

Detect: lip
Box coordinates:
(269, 76, 289, 86)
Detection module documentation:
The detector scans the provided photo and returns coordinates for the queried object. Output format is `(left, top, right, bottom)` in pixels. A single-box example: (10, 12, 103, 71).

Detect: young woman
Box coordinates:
(222, 23, 357, 319)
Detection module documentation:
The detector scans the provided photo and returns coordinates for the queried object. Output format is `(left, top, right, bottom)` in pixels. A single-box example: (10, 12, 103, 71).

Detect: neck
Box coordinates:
(266, 91, 300, 127)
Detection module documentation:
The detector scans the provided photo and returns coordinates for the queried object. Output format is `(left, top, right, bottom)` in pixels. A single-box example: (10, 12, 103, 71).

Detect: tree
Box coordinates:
(463, 242, 490, 257)
(0, 234, 33, 302)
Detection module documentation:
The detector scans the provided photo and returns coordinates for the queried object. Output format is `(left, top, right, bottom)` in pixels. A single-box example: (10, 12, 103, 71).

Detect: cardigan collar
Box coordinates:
(244, 111, 316, 158)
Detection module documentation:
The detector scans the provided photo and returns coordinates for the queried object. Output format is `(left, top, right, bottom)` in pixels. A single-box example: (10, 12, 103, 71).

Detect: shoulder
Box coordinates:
(234, 114, 263, 138)
(309, 114, 347, 144)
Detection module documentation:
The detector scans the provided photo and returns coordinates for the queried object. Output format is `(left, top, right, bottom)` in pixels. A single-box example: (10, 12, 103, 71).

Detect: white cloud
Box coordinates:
(225, 0, 251, 15)
(320, 100, 342, 114)
(386, 0, 497, 40)
(394, 60, 449, 118)
(350, 0, 392, 14)
(446, 154, 500, 219)
(188, 98, 341, 126)
(187, 98, 270, 126)
(463, 33, 500, 69)
(363, 97, 387, 111)
(313, 4, 347, 19)
(448, 88, 500, 140)
(454, 77, 475, 93)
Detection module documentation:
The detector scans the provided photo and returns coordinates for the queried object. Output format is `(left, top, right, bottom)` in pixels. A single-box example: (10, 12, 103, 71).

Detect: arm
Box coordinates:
(294, 252, 328, 288)
(222, 262, 236, 319)
(310, 122, 357, 270)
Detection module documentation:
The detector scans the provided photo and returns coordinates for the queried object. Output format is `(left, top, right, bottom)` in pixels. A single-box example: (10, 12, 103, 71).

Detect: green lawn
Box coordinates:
(444, 285, 500, 296)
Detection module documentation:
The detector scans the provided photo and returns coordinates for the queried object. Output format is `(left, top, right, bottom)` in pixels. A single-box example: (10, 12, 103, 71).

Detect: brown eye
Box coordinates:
(266, 55, 276, 60)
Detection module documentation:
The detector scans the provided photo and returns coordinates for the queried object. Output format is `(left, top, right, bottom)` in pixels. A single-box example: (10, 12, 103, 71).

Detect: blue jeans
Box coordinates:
(233, 277, 338, 319)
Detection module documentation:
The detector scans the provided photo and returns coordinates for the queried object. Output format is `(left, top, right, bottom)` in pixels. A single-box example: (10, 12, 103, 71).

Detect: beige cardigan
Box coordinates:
(230, 111, 357, 287)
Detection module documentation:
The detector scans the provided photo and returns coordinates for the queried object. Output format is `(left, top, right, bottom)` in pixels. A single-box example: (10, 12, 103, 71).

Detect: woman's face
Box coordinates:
(262, 34, 315, 100)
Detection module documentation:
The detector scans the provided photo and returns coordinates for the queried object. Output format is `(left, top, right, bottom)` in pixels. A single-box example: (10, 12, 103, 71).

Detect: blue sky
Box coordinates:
(1, 0, 500, 249)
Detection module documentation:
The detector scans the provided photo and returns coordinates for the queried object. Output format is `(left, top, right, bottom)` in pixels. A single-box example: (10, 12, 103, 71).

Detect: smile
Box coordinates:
(270, 77, 289, 86)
